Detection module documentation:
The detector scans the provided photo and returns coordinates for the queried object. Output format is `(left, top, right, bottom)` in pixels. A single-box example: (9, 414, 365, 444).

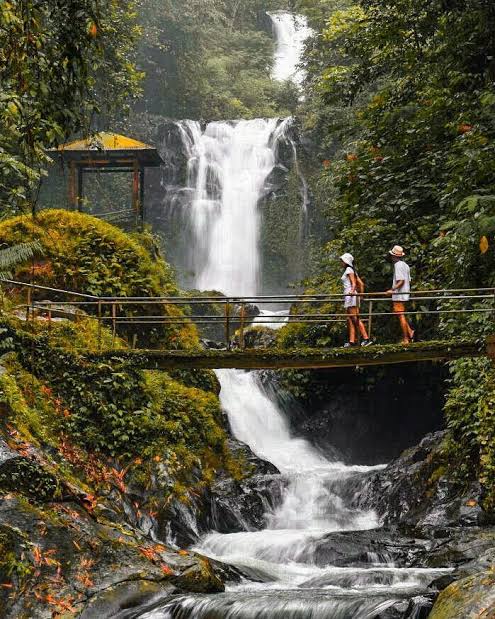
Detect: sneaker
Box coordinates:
(361, 339, 373, 347)
(344, 342, 357, 348)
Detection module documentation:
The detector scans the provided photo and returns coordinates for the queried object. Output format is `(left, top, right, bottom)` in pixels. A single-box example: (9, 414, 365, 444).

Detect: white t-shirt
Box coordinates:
(342, 266, 359, 308)
(341, 266, 354, 296)
(392, 261, 411, 302)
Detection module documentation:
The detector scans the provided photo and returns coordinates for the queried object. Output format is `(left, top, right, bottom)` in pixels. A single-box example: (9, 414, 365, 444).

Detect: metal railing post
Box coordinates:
(26, 288, 32, 323)
(97, 300, 102, 351)
(368, 300, 373, 339)
(111, 302, 117, 348)
(47, 306, 52, 341)
(225, 302, 231, 350)
(239, 303, 246, 350)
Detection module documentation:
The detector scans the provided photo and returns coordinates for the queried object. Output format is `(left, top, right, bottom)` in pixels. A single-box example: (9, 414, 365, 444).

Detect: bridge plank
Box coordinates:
(89, 340, 486, 370)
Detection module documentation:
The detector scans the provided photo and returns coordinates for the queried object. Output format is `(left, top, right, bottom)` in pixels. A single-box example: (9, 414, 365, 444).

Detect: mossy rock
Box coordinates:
(0, 210, 175, 297)
(429, 569, 495, 618)
(0, 210, 199, 349)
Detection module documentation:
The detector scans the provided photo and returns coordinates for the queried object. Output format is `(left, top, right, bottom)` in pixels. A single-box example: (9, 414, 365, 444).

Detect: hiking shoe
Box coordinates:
(343, 342, 357, 348)
(361, 339, 373, 347)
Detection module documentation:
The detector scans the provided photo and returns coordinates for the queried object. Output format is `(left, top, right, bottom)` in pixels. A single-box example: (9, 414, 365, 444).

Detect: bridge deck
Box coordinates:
(90, 340, 485, 370)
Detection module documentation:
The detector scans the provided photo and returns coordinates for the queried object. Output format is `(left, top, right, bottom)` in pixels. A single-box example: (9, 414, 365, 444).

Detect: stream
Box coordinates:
(137, 12, 451, 618)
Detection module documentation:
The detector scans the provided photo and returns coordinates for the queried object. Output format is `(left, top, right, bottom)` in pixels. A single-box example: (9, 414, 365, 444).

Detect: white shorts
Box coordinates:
(344, 295, 360, 309)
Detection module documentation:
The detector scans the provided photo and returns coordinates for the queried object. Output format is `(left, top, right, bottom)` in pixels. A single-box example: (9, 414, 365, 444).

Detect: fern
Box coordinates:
(0, 241, 43, 279)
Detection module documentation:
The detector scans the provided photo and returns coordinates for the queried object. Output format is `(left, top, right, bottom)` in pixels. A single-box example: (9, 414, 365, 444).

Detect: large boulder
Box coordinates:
(356, 431, 493, 529)
(429, 570, 495, 618)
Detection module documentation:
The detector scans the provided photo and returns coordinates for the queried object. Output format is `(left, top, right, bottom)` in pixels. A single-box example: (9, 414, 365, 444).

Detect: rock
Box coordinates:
(79, 581, 177, 619)
(0, 492, 228, 618)
(0, 438, 59, 501)
(207, 474, 285, 533)
(280, 364, 447, 465)
(428, 570, 495, 618)
(356, 431, 493, 529)
(308, 528, 431, 568)
(226, 438, 279, 476)
(241, 327, 277, 349)
(420, 528, 495, 569)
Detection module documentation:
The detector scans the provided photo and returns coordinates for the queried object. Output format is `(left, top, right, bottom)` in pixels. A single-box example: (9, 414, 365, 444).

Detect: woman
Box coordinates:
(340, 253, 372, 347)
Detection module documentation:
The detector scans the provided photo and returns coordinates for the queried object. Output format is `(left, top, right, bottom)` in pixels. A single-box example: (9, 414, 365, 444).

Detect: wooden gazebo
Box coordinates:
(48, 132, 163, 228)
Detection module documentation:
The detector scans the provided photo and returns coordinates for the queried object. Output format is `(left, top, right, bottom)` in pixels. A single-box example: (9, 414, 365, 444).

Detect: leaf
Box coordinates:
(480, 236, 489, 254)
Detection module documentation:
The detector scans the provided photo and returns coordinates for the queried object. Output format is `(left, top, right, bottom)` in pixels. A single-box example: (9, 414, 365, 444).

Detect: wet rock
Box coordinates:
(356, 431, 493, 529)
(79, 581, 177, 619)
(242, 326, 277, 349)
(0, 492, 227, 618)
(420, 527, 495, 569)
(207, 474, 285, 533)
(310, 528, 431, 568)
(380, 595, 435, 618)
(226, 438, 279, 476)
(282, 364, 446, 465)
(0, 438, 59, 501)
(429, 570, 495, 618)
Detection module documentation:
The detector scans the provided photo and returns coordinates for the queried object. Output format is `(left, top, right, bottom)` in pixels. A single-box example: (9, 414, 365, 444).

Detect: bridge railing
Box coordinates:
(1, 278, 495, 351)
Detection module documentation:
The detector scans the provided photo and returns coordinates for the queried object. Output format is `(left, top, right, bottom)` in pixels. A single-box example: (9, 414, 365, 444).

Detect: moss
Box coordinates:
(0, 526, 34, 588)
(92, 338, 485, 370)
(0, 210, 199, 350)
(429, 569, 495, 618)
(167, 369, 221, 395)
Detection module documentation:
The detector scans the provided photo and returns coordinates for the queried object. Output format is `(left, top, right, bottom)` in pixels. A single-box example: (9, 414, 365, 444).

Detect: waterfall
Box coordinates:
(177, 118, 289, 296)
(137, 11, 452, 619)
(268, 12, 312, 85)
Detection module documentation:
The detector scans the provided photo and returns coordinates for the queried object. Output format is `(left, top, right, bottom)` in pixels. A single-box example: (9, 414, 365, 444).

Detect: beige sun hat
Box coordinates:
(389, 245, 405, 257)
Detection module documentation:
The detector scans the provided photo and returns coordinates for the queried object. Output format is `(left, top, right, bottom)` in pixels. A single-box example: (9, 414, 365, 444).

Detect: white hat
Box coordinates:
(340, 253, 354, 266)
(389, 245, 405, 257)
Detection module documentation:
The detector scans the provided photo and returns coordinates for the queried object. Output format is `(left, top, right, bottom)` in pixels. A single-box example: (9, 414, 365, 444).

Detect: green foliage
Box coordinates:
(136, 0, 298, 120)
(2, 320, 231, 488)
(296, 0, 495, 502)
(444, 358, 495, 509)
(0, 241, 43, 279)
(0, 0, 142, 214)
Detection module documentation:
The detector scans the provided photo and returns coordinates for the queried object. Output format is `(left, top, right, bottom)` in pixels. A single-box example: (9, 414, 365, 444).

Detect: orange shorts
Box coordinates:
(393, 302, 406, 313)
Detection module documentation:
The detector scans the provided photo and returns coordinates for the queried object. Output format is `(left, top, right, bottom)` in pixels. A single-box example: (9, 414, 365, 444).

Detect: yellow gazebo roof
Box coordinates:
(49, 132, 163, 167)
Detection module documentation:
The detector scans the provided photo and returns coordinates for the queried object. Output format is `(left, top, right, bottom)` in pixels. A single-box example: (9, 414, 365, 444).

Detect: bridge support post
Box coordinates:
(239, 303, 246, 350)
(487, 336, 495, 363)
(111, 302, 117, 347)
(225, 303, 231, 350)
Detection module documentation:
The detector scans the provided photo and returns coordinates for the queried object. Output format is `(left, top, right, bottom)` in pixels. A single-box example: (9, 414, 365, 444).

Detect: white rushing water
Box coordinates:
(196, 370, 383, 576)
(268, 11, 312, 85)
(176, 118, 292, 296)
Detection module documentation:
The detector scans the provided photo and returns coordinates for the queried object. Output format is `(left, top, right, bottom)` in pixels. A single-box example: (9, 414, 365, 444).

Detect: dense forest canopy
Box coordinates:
(292, 0, 495, 506)
(135, 0, 300, 120)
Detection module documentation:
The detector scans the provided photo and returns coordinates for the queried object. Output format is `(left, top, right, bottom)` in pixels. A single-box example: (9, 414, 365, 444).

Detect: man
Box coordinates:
(386, 245, 414, 344)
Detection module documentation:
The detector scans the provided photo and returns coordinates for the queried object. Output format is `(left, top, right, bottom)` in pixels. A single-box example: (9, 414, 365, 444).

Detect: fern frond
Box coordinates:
(0, 241, 44, 279)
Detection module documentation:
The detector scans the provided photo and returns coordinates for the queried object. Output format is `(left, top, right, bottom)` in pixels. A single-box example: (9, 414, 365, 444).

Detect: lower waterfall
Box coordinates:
(136, 372, 450, 619)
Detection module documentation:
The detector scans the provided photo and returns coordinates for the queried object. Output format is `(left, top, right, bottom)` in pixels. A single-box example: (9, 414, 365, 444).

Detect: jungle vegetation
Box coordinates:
(289, 0, 495, 506)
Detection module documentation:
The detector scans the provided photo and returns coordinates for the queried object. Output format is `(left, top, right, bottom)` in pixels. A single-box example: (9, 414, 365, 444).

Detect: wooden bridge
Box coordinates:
(2, 279, 494, 370)
(90, 340, 486, 370)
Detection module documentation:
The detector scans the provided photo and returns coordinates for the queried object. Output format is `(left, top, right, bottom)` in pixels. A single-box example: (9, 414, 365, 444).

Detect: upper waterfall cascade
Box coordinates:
(176, 118, 292, 297)
(268, 11, 312, 85)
